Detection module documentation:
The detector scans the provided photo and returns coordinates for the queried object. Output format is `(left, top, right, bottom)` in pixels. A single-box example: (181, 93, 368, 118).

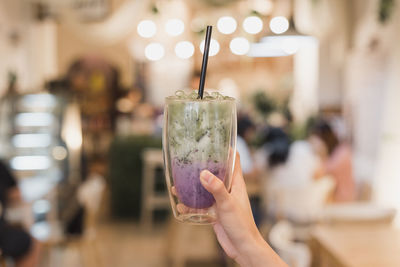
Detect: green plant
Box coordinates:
(252, 90, 276, 118)
(288, 116, 316, 140)
(378, 0, 395, 23)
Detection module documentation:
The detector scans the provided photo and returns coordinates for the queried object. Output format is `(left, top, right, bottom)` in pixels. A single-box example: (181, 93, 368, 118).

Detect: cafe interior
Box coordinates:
(1, 0, 400, 266)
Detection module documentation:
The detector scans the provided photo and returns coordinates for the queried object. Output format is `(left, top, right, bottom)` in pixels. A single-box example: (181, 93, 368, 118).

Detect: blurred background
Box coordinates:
(0, 0, 400, 266)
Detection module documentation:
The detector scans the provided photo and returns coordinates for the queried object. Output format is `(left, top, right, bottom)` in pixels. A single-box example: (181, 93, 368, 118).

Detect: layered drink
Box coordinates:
(163, 90, 237, 224)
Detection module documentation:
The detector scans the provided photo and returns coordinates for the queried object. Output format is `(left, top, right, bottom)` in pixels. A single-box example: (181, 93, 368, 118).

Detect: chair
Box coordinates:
(140, 148, 170, 229)
(269, 220, 311, 267)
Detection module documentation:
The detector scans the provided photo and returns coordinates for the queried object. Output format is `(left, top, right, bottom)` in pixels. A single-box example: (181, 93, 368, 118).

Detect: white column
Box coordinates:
(290, 37, 319, 123)
(373, 20, 400, 227)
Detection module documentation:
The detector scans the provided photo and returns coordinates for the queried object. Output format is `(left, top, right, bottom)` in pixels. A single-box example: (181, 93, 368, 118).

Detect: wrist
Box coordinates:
(237, 233, 285, 267)
(248, 236, 273, 267)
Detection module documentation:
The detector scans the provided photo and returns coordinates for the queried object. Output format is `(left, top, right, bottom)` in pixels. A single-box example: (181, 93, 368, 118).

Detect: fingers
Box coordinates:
(171, 186, 177, 196)
(234, 152, 243, 175)
(231, 152, 248, 196)
(176, 203, 190, 214)
(200, 170, 231, 209)
(172, 187, 207, 214)
(171, 187, 190, 214)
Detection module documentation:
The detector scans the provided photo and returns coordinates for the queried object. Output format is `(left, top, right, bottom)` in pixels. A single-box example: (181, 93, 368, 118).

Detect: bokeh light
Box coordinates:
(229, 37, 250, 55)
(52, 146, 68, 161)
(165, 19, 185, 36)
(200, 38, 220, 57)
(217, 16, 237, 35)
(145, 42, 165, 61)
(269, 16, 289, 34)
(137, 20, 157, 38)
(243, 16, 263, 34)
(175, 41, 195, 59)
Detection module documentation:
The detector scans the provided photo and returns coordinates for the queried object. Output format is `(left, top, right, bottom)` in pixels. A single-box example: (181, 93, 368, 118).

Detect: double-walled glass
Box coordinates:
(163, 95, 236, 224)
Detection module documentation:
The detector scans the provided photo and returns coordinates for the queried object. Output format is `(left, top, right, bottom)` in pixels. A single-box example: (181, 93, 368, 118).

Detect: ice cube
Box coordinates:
(175, 90, 185, 98)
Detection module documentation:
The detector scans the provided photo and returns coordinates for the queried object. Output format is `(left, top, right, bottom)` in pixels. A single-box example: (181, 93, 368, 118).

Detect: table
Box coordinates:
(311, 225, 400, 267)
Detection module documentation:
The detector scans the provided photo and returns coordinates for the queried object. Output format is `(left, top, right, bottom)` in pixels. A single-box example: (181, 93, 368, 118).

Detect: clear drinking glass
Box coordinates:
(163, 91, 237, 224)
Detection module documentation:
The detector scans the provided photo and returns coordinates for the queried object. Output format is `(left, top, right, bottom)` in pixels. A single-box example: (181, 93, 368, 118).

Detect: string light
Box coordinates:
(145, 42, 165, 61)
(175, 41, 195, 59)
(217, 16, 237, 34)
(230, 37, 250, 55)
(137, 20, 157, 38)
(165, 19, 185, 36)
(200, 38, 220, 57)
(243, 16, 263, 34)
(269, 16, 289, 34)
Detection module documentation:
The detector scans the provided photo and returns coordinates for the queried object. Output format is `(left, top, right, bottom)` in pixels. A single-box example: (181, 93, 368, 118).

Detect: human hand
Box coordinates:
(199, 152, 288, 267)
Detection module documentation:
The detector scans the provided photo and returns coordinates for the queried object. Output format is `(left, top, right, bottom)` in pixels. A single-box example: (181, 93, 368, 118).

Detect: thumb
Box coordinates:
(200, 170, 230, 207)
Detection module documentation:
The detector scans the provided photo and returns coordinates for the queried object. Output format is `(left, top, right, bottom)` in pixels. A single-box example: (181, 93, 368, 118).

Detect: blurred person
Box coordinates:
(310, 120, 356, 202)
(255, 127, 291, 174)
(0, 160, 41, 267)
(260, 127, 318, 186)
(198, 153, 289, 267)
(237, 116, 257, 178)
(256, 128, 327, 223)
(237, 116, 263, 225)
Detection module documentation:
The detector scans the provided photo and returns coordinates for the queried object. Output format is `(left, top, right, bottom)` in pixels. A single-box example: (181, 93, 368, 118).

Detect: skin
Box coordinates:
(198, 153, 289, 267)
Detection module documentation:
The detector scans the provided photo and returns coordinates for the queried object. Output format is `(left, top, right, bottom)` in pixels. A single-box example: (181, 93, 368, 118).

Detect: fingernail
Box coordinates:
(200, 170, 213, 184)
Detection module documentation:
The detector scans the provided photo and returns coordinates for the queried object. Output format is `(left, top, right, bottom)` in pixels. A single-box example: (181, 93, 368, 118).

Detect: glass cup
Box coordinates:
(163, 91, 237, 224)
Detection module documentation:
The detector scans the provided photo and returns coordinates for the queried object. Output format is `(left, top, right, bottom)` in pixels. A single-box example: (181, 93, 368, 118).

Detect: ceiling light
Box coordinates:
(175, 41, 195, 59)
(145, 43, 165, 61)
(165, 19, 185, 36)
(217, 16, 237, 34)
(243, 16, 263, 34)
(230, 37, 250, 55)
(137, 20, 157, 38)
(269, 16, 289, 34)
(200, 38, 220, 57)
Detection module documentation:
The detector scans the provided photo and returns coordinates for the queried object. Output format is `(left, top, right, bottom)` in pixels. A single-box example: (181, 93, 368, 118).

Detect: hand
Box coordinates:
(199, 152, 288, 267)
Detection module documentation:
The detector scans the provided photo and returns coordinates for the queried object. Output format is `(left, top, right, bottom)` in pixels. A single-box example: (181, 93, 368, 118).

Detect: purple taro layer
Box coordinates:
(172, 159, 227, 209)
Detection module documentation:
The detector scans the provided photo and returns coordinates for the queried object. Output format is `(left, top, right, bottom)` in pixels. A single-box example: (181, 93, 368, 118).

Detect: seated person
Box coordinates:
(237, 116, 266, 225)
(261, 127, 318, 186)
(309, 119, 356, 202)
(256, 128, 331, 222)
(237, 116, 258, 180)
(0, 160, 41, 267)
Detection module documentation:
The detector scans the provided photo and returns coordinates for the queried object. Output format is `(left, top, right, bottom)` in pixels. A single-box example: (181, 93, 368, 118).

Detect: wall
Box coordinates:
(56, 0, 140, 86)
(57, 23, 133, 86)
(0, 0, 57, 94)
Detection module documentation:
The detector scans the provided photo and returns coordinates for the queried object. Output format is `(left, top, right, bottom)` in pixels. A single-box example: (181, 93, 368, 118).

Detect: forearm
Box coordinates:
(238, 234, 289, 267)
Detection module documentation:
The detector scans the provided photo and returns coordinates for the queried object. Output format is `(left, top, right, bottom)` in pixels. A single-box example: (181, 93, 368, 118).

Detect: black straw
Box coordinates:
(198, 25, 212, 99)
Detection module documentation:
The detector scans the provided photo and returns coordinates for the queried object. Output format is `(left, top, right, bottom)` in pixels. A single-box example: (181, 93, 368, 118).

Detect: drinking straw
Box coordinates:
(198, 25, 212, 99)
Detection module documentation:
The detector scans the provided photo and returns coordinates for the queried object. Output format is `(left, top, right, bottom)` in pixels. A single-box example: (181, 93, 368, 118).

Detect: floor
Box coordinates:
(41, 220, 229, 267)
